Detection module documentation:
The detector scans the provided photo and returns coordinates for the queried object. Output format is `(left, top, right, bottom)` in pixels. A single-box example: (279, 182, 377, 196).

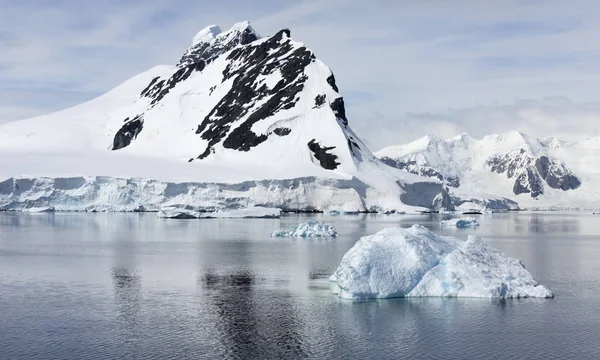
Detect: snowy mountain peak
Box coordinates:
(107, 23, 372, 177)
(0, 22, 453, 213)
(191, 25, 222, 45)
(179, 21, 260, 67)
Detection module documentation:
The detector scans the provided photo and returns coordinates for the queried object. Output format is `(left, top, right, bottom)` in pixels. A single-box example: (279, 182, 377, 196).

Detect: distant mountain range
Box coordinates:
(376, 131, 600, 210)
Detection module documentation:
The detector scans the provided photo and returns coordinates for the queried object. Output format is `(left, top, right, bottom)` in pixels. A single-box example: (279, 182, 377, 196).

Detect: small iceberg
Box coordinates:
(330, 225, 553, 299)
(158, 206, 281, 219)
(157, 207, 199, 219)
(22, 206, 55, 213)
(271, 219, 338, 237)
(440, 217, 479, 228)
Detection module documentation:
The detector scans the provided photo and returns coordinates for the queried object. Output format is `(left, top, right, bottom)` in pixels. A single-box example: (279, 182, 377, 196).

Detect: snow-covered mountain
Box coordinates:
(376, 131, 600, 209)
(0, 22, 451, 213)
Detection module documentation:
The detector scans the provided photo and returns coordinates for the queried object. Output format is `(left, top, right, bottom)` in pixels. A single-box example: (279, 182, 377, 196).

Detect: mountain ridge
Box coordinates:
(0, 22, 452, 213)
(376, 130, 599, 209)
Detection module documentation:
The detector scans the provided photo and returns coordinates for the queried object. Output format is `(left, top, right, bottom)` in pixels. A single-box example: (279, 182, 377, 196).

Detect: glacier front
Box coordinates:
(330, 225, 553, 299)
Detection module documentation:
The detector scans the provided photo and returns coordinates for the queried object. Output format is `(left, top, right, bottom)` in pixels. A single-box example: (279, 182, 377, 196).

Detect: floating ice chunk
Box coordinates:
(271, 219, 338, 237)
(200, 207, 281, 219)
(330, 225, 553, 299)
(22, 206, 55, 213)
(326, 209, 359, 215)
(157, 206, 199, 219)
(158, 206, 281, 219)
(440, 217, 480, 228)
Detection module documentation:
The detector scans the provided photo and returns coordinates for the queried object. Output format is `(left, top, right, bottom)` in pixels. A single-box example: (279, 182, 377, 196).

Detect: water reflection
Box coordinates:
(2, 212, 600, 359)
(200, 270, 307, 358)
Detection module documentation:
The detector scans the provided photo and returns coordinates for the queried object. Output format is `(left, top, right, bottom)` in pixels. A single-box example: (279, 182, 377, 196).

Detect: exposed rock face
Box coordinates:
(112, 115, 143, 150)
(307, 139, 340, 170)
(487, 149, 580, 197)
(178, 23, 259, 67)
(380, 156, 460, 187)
(194, 29, 314, 157)
(112, 23, 262, 151)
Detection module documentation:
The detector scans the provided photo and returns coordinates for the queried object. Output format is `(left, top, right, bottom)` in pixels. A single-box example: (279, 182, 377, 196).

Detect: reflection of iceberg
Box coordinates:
(158, 206, 281, 219)
(271, 219, 338, 237)
(440, 217, 479, 228)
(330, 225, 553, 299)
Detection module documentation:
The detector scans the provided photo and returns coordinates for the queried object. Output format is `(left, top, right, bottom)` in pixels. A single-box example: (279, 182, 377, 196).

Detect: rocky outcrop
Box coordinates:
(488, 149, 580, 197)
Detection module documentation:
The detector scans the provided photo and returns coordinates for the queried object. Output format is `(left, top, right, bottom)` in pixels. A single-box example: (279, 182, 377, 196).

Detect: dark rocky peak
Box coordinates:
(113, 22, 261, 151)
(194, 28, 318, 159)
(142, 22, 260, 106)
(487, 149, 580, 197)
(178, 21, 260, 67)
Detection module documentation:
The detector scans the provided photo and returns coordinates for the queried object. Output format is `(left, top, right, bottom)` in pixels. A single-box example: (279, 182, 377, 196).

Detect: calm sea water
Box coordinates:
(1, 212, 599, 359)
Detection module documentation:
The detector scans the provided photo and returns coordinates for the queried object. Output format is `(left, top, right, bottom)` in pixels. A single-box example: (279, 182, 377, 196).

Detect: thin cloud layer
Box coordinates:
(2, 0, 600, 148)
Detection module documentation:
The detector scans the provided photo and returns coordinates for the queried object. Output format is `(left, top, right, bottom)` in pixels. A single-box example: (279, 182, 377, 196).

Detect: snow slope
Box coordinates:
(330, 225, 553, 299)
(0, 22, 451, 213)
(376, 131, 600, 210)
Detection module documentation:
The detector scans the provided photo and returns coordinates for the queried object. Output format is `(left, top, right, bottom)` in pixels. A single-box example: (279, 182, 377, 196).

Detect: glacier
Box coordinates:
(0, 176, 448, 213)
(271, 219, 338, 237)
(330, 225, 553, 299)
(440, 217, 480, 228)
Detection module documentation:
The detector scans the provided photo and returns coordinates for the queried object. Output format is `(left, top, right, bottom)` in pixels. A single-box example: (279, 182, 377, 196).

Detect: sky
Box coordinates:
(2, 0, 600, 150)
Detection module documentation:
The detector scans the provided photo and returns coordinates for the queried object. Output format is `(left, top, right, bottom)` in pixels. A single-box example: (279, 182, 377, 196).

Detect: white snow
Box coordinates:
(192, 25, 222, 45)
(158, 206, 281, 219)
(330, 225, 553, 299)
(271, 219, 338, 237)
(440, 217, 480, 228)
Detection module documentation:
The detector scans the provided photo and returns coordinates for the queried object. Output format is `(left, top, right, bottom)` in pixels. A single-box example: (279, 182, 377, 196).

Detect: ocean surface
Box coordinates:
(1, 212, 599, 359)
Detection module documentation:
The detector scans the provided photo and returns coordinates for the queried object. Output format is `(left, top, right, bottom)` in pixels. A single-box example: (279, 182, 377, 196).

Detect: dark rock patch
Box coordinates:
(113, 115, 144, 150)
(140, 76, 160, 97)
(513, 168, 544, 197)
(307, 139, 340, 170)
(273, 127, 291, 136)
(326, 73, 339, 92)
(146, 65, 195, 106)
(330, 97, 348, 126)
(314, 94, 326, 107)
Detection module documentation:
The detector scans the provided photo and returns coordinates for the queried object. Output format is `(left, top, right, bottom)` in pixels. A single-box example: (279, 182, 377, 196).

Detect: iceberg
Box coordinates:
(271, 219, 338, 237)
(330, 225, 553, 299)
(21, 206, 55, 213)
(158, 206, 281, 219)
(440, 217, 480, 228)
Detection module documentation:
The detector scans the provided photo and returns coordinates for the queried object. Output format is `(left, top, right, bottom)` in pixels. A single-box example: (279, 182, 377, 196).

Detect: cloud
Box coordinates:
(358, 97, 600, 151)
(2, 0, 600, 149)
